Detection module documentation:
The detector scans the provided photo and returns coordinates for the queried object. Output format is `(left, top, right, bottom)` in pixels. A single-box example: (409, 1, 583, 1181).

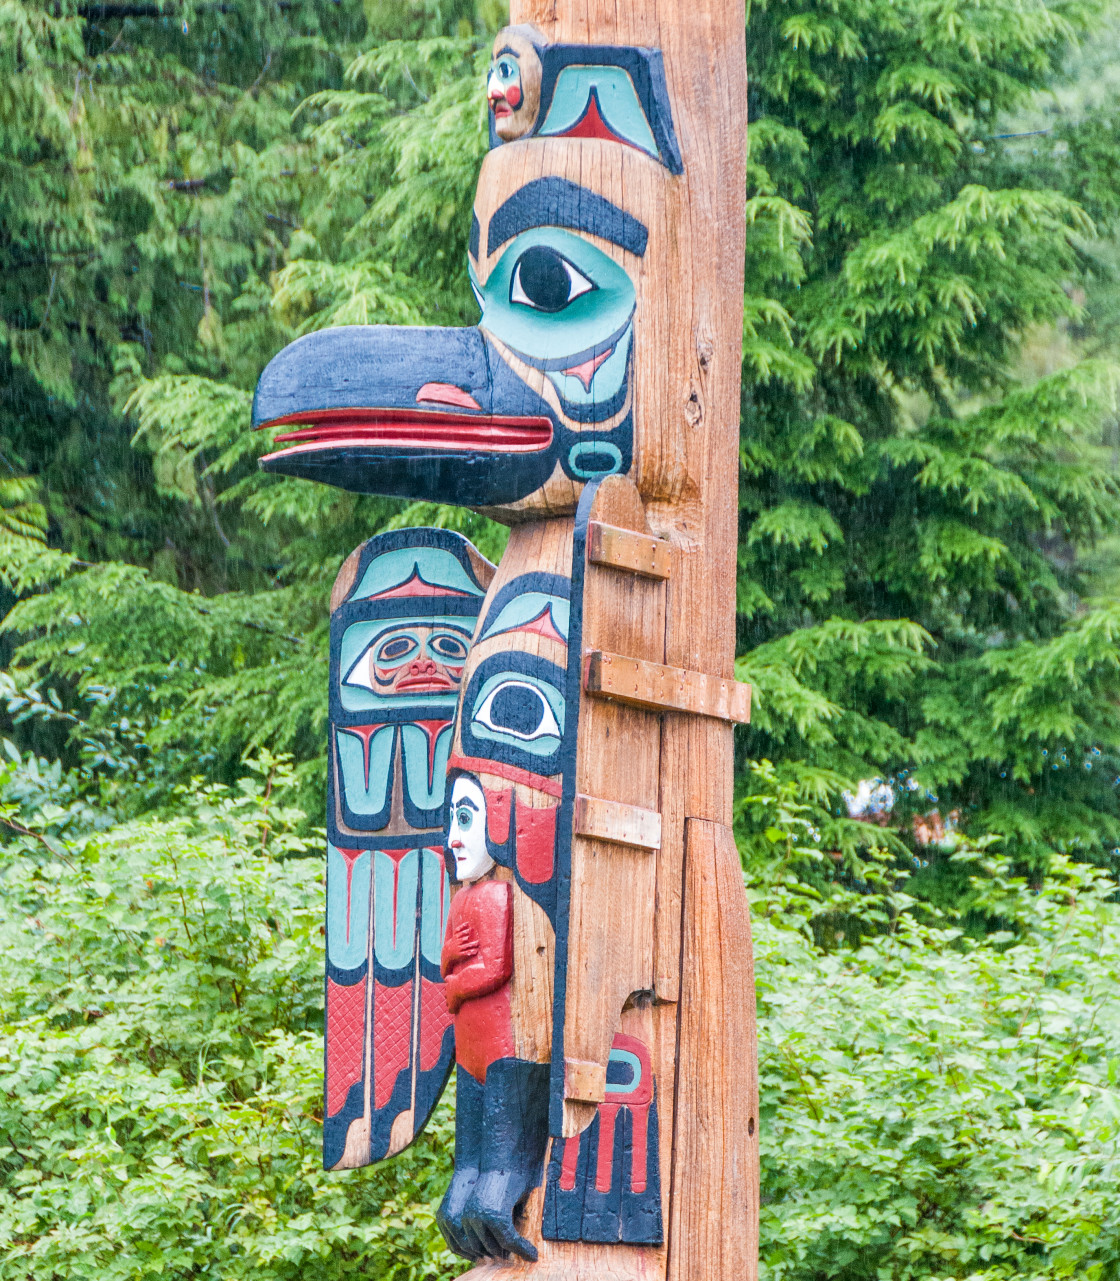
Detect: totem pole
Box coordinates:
(252, 1, 757, 1276)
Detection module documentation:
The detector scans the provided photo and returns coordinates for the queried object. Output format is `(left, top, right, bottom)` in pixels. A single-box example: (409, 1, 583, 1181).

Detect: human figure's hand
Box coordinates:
(444, 920, 480, 966)
(453, 921, 480, 959)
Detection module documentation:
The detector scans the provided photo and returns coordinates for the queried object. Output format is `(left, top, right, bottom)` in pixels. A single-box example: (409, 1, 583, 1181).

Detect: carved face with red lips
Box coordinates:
(342, 623, 469, 698)
(486, 27, 543, 143)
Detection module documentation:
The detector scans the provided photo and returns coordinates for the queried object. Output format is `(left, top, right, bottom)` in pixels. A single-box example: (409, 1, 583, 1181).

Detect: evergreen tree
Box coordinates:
(3, 0, 1120, 906)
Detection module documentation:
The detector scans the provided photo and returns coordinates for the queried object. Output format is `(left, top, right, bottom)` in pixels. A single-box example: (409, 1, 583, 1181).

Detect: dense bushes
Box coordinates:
(3, 751, 1120, 1279)
(0, 756, 455, 1280)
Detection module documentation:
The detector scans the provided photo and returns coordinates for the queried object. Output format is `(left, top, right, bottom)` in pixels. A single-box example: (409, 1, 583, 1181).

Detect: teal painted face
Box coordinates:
(339, 617, 472, 711)
(471, 228, 635, 419)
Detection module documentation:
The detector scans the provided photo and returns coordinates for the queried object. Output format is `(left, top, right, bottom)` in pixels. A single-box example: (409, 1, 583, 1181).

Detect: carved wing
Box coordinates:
(323, 528, 495, 1169)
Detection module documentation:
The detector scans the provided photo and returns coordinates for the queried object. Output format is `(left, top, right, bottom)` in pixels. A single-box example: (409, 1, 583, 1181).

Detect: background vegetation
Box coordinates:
(3, 0, 1120, 1276)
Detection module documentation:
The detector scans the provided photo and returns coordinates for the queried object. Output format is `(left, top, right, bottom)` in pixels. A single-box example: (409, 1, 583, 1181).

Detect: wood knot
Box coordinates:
(696, 335, 714, 372)
(684, 385, 703, 429)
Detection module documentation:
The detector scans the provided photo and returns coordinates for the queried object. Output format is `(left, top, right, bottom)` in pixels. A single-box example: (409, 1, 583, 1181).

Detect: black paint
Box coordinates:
(438, 1059, 551, 1262)
(487, 177, 648, 258)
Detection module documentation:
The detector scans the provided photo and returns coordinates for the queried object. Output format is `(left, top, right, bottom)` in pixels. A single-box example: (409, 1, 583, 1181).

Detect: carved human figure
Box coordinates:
(439, 774, 550, 1262)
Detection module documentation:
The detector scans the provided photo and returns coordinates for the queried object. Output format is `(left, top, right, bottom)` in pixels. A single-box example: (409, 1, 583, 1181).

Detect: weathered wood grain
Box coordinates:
(563, 1057, 607, 1104)
(561, 476, 664, 1140)
(458, 0, 754, 1271)
(668, 819, 759, 1281)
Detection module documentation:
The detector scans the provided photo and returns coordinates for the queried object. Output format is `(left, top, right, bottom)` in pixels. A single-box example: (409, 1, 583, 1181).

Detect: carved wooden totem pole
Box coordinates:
(252, 1, 757, 1275)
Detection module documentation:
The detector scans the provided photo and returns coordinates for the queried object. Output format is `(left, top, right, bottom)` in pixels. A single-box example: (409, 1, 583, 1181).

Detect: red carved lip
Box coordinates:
(395, 674, 456, 692)
(258, 407, 554, 461)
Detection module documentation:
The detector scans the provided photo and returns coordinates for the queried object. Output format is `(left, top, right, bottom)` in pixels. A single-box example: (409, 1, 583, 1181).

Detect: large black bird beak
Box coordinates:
(252, 326, 557, 507)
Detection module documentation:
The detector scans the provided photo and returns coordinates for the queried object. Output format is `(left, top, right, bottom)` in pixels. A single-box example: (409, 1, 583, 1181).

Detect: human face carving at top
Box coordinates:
(486, 27, 543, 143)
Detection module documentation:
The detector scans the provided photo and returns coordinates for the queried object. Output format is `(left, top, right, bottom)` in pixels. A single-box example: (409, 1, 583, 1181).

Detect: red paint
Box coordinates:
(607, 1033, 653, 1193)
(419, 975, 454, 1071)
(629, 1100, 648, 1194)
(595, 1103, 618, 1192)
(559, 1135, 581, 1191)
(334, 846, 366, 942)
(414, 718, 453, 788)
(508, 605, 567, 644)
(505, 84, 521, 109)
(441, 879, 515, 1083)
(395, 661, 456, 692)
(482, 784, 512, 845)
(373, 979, 413, 1109)
(515, 802, 556, 883)
(448, 751, 563, 799)
(561, 347, 613, 391)
(259, 408, 553, 458)
(336, 724, 386, 789)
(555, 91, 640, 153)
(416, 382, 482, 410)
(325, 977, 366, 1115)
(365, 568, 472, 600)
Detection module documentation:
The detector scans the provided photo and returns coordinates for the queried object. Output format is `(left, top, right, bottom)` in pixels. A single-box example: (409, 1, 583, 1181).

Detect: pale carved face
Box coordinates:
(447, 775, 495, 883)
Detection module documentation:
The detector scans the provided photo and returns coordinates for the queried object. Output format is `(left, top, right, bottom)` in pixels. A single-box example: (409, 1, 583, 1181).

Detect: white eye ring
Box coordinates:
(474, 680, 561, 740)
(510, 257, 595, 310)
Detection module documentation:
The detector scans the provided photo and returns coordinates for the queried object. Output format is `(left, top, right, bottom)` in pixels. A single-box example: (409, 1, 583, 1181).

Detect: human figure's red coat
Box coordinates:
(441, 877, 515, 1083)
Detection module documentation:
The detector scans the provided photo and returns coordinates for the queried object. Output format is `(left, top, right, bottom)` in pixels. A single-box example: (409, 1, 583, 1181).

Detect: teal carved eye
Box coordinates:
(454, 804, 474, 831)
(474, 679, 561, 742)
(430, 632, 468, 661)
(473, 228, 635, 367)
(511, 247, 595, 313)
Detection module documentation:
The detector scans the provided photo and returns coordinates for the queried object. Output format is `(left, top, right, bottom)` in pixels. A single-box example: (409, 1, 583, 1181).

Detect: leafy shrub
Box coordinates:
(0, 755, 456, 1281)
(2, 750, 1120, 1278)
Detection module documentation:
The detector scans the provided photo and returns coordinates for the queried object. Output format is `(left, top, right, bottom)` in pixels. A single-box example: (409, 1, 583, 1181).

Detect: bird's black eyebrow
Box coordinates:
(486, 177, 648, 258)
(454, 795, 481, 811)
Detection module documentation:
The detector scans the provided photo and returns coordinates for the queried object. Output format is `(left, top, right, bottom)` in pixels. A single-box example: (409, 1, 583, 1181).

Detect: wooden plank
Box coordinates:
(564, 1058, 607, 1104)
(668, 819, 759, 1281)
(588, 520, 672, 580)
(585, 651, 752, 725)
(574, 794, 661, 851)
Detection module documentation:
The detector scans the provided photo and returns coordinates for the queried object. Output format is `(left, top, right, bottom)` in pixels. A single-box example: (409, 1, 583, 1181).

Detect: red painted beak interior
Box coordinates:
(258, 406, 553, 460)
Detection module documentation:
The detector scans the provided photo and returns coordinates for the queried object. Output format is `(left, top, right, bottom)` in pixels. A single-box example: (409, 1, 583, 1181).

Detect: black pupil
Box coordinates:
(433, 636, 465, 659)
(490, 685, 546, 735)
(380, 638, 412, 660)
(516, 247, 575, 312)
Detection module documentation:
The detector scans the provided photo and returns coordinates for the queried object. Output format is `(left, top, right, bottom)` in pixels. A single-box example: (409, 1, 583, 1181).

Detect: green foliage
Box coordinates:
(757, 844, 1120, 1280)
(0, 752, 457, 1280)
(5, 749, 1120, 1279)
(737, 0, 1120, 890)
